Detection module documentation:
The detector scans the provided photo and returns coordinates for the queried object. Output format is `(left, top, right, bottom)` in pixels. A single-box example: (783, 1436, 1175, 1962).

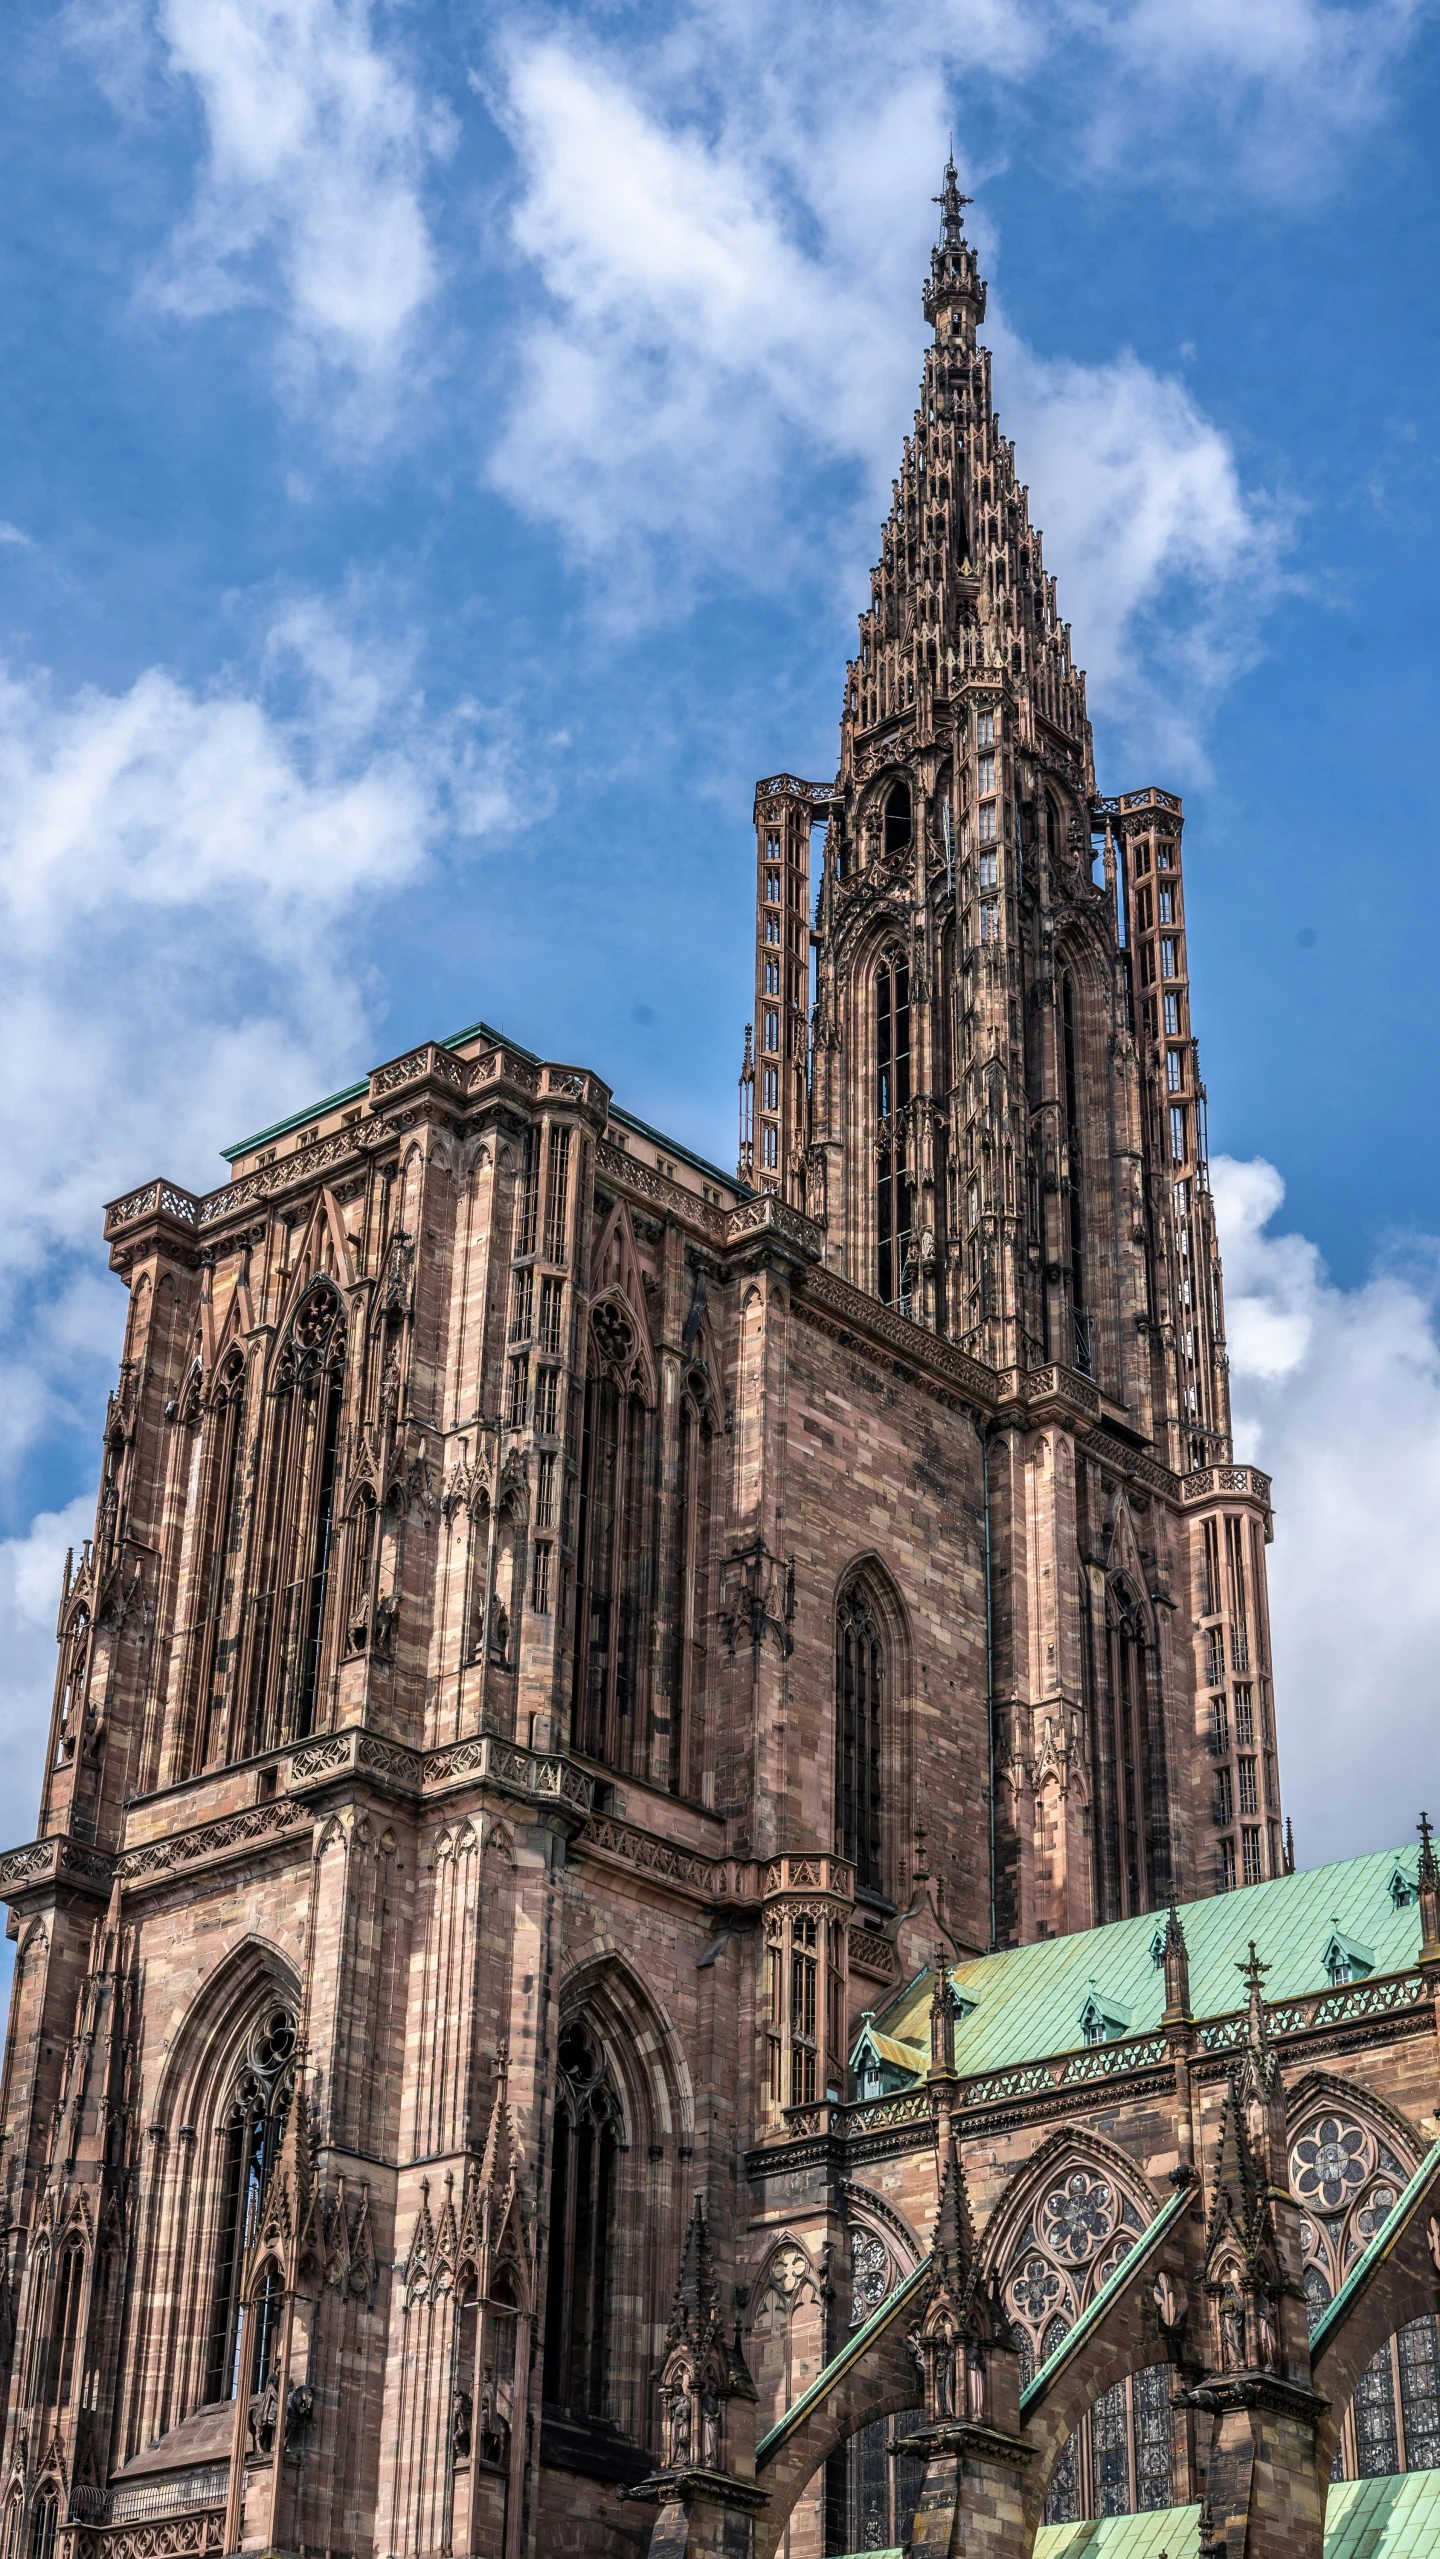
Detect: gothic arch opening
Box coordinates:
(832, 1559, 911, 1905)
(1286, 2085, 1438, 2482)
(119, 1946, 301, 2464)
(545, 1957, 692, 2454)
(882, 779, 913, 858)
(571, 1296, 658, 1776)
(873, 946, 913, 1311)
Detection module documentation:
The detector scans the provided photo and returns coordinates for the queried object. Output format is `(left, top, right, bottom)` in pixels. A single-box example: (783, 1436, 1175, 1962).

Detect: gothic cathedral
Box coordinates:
(3, 169, 1438, 2559)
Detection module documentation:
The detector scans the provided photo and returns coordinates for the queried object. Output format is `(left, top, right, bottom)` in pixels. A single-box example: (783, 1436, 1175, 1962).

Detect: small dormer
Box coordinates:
(1078, 1982, 1130, 2047)
(1389, 1861, 1417, 1910)
(1322, 1921, 1375, 1987)
(849, 2022, 926, 2101)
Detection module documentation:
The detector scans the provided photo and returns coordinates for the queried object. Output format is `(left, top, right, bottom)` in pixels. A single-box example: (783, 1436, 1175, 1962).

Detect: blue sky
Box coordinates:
(2, 0, 1439, 1876)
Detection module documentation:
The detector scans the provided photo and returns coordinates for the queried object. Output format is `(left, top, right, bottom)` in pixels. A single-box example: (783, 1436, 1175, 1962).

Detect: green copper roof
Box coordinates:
(869, 1843, 1428, 2080)
(1033, 2511, 1201, 2559)
(1025, 2474, 1440, 2559)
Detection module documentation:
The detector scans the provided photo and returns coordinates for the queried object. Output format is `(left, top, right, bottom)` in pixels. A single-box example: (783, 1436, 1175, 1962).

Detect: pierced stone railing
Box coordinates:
(103, 1181, 202, 1237)
(1182, 1462, 1272, 1505)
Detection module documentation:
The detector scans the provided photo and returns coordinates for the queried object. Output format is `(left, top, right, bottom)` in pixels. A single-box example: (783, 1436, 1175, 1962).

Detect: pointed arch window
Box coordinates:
(835, 1585, 885, 1894)
(883, 781, 913, 858)
(205, 2002, 297, 2403)
(190, 1352, 247, 1771)
(54, 1608, 89, 1767)
(542, 2023, 621, 2422)
(244, 1281, 347, 1755)
(27, 2491, 56, 2559)
(344, 1489, 377, 1655)
(571, 1306, 655, 1774)
(875, 951, 913, 1310)
(673, 1373, 714, 1798)
(1060, 972, 1090, 1374)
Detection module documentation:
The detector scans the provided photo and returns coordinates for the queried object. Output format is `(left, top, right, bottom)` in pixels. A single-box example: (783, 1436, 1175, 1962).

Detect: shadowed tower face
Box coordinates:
(742, 161, 1230, 1485)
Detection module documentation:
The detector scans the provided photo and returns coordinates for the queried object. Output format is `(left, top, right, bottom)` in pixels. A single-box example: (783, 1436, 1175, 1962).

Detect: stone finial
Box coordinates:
(932, 157, 973, 250)
(1161, 1901, 1193, 2027)
(1238, 1941, 1271, 2054)
(928, 1969, 958, 2080)
(1418, 1812, 1440, 1962)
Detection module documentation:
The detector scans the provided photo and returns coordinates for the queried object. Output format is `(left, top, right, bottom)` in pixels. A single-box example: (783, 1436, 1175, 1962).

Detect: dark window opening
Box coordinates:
(835, 1586, 885, 1895)
(542, 2024, 620, 2422)
(883, 781, 913, 858)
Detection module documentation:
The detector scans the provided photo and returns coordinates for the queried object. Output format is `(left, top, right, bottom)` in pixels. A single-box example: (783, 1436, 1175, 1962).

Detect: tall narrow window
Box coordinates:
(514, 1133, 539, 1258)
(1061, 975, 1089, 1374)
(875, 953, 912, 1309)
(194, 1357, 246, 1769)
(345, 1492, 376, 1653)
(789, 1919, 818, 2105)
(294, 1356, 343, 1738)
(835, 1586, 884, 1894)
(27, 2494, 56, 2559)
(542, 2025, 620, 2421)
(244, 1282, 347, 1758)
(571, 1310, 654, 1773)
(544, 1127, 572, 1264)
(205, 2004, 297, 2403)
(883, 780, 913, 858)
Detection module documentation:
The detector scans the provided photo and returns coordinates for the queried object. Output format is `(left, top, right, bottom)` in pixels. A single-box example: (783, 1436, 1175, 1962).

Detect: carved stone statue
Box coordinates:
(1256, 2293, 1278, 2373)
(1220, 2286, 1246, 2373)
(965, 2345, 985, 2424)
(699, 2384, 720, 2470)
(667, 2382, 692, 2468)
(249, 2374, 279, 2455)
(451, 2387, 472, 2459)
(488, 1599, 510, 1669)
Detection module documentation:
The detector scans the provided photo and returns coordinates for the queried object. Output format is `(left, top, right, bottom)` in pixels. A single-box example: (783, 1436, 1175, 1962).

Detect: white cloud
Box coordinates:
(1076, 0, 1429, 190)
(489, 20, 1286, 758)
(0, 1496, 94, 1848)
(0, 602, 516, 1462)
(1214, 1154, 1440, 1871)
(76, 0, 451, 428)
(985, 319, 1289, 768)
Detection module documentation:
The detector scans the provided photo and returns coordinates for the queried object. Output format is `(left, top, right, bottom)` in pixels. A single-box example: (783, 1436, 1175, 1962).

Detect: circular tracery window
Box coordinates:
(850, 2229, 891, 2326)
(1040, 2173, 1115, 2264)
(1291, 2116, 1371, 2210)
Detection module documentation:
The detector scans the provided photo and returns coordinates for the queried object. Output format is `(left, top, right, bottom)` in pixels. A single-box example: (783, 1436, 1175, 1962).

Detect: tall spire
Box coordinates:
(923, 157, 986, 351)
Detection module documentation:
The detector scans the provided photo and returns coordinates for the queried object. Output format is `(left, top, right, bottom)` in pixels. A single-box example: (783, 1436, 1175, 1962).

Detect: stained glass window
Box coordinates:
(1355, 2341, 1400, 2477)
(1400, 2318, 1440, 2470)
(1135, 2365, 1173, 2510)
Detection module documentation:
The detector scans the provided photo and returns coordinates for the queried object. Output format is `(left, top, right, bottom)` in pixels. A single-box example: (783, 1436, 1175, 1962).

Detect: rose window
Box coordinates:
(1290, 2117, 1371, 2210)
(1040, 2173, 1114, 2264)
(1011, 2256, 1061, 2324)
(850, 2229, 891, 2326)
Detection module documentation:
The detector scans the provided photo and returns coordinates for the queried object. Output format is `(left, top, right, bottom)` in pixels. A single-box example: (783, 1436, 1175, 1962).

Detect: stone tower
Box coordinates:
(742, 162, 1278, 1930)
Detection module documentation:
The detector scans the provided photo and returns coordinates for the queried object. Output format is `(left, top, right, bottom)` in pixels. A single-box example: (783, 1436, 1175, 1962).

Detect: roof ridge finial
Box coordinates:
(933, 155, 972, 251)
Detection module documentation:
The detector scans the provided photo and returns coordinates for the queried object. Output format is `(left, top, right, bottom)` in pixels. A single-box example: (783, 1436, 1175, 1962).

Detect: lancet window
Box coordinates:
(541, 2024, 621, 2422)
(1098, 1579, 1167, 1918)
(571, 1304, 655, 1776)
(26, 2237, 85, 2412)
(672, 1371, 714, 1797)
(835, 1585, 884, 1894)
(205, 2001, 297, 2403)
(243, 1281, 347, 1756)
(875, 949, 913, 1311)
(187, 1351, 247, 1771)
(1289, 2102, 1440, 2479)
(1059, 972, 1090, 1375)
